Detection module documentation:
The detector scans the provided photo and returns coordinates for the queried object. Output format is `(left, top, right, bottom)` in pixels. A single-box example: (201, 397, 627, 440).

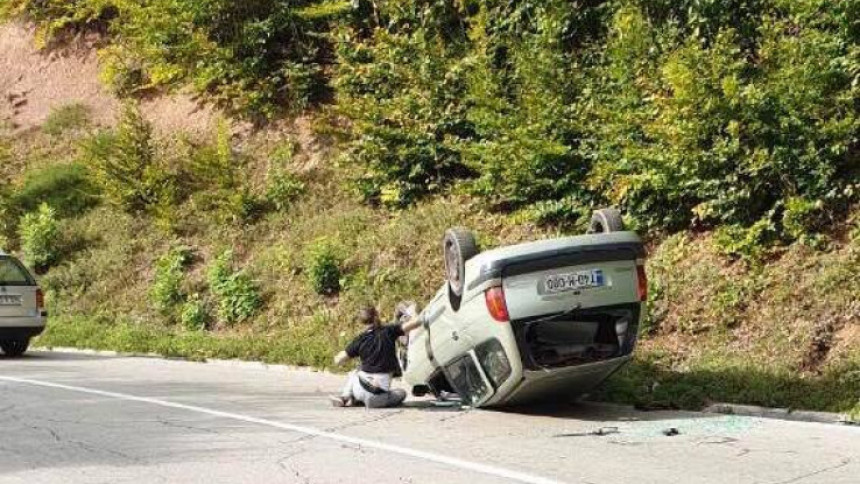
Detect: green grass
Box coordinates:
(42, 103, 91, 136)
(595, 352, 860, 414)
(36, 315, 340, 368)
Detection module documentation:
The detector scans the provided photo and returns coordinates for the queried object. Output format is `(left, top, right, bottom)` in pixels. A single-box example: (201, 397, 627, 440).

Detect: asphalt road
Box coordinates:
(0, 351, 857, 484)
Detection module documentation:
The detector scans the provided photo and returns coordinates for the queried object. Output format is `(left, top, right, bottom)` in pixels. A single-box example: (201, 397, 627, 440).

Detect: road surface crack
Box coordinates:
(327, 409, 405, 432)
(277, 448, 312, 484)
(769, 458, 852, 484)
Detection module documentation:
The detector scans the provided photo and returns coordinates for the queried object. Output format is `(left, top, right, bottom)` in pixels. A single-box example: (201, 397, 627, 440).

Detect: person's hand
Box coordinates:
(333, 351, 350, 366)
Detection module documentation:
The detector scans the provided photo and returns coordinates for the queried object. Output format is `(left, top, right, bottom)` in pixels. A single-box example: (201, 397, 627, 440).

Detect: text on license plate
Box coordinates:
(544, 270, 604, 294)
(0, 295, 22, 306)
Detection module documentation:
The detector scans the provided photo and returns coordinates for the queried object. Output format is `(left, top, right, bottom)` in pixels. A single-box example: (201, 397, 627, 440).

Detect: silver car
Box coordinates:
(402, 209, 647, 407)
(0, 252, 46, 357)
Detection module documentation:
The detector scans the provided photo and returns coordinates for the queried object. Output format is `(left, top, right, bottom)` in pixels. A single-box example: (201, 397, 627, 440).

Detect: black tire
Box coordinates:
(588, 208, 625, 233)
(1, 338, 29, 358)
(443, 228, 479, 301)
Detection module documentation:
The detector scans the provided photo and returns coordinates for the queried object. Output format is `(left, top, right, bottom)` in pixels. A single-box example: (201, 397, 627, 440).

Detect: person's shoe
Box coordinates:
(329, 395, 354, 408)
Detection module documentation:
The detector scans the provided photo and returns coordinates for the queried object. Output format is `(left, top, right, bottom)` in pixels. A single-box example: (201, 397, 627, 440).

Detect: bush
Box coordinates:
(180, 295, 210, 331)
(335, 0, 859, 241)
(207, 250, 262, 325)
(0, 186, 13, 251)
(304, 238, 343, 295)
(150, 246, 192, 315)
(13, 163, 98, 219)
(83, 104, 175, 214)
(265, 172, 305, 212)
(19, 203, 61, 271)
(714, 219, 779, 263)
(186, 121, 264, 225)
(43, 103, 91, 135)
(0, 0, 116, 47)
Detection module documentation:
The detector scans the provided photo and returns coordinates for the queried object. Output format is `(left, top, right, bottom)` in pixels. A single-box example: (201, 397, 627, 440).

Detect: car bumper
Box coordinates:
(489, 355, 631, 406)
(0, 317, 46, 340)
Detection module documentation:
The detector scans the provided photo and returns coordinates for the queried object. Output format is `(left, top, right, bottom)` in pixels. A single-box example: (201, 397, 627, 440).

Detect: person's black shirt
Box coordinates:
(346, 324, 404, 375)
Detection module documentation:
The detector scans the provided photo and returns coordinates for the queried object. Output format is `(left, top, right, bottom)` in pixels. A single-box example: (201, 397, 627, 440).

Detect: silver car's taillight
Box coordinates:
(484, 286, 509, 323)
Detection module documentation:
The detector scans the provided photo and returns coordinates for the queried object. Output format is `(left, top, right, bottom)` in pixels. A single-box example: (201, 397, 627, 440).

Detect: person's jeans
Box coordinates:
(341, 370, 407, 408)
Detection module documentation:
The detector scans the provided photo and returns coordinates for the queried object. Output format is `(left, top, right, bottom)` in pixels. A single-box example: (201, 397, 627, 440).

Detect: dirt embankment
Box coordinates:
(0, 21, 328, 169)
(0, 21, 223, 136)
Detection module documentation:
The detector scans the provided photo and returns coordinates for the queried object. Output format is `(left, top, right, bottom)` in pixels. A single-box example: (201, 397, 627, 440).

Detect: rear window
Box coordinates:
(0, 258, 34, 286)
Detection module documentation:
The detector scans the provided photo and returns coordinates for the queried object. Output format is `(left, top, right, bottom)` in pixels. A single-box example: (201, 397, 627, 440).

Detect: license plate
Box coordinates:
(0, 295, 22, 306)
(544, 270, 604, 294)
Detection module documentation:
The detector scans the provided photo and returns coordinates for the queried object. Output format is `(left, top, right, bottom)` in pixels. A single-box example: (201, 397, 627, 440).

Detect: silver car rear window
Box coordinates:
(0, 258, 34, 286)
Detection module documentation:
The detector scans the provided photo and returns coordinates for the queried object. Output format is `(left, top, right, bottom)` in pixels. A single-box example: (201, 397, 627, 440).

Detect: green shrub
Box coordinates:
(42, 103, 91, 135)
(304, 238, 343, 295)
(782, 197, 827, 245)
(83, 104, 175, 214)
(335, 0, 859, 241)
(186, 121, 264, 224)
(13, 163, 98, 219)
(714, 219, 778, 263)
(180, 295, 210, 331)
(150, 246, 192, 315)
(0, 0, 116, 47)
(265, 172, 305, 212)
(207, 250, 262, 325)
(0, 186, 13, 250)
(18, 203, 61, 271)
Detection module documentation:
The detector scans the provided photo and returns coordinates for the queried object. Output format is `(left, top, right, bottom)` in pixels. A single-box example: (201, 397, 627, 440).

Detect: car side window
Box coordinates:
(445, 354, 491, 406)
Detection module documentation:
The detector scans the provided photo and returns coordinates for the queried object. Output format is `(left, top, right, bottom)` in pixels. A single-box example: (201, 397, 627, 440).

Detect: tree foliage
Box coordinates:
(336, 0, 860, 238)
(9, 0, 860, 241)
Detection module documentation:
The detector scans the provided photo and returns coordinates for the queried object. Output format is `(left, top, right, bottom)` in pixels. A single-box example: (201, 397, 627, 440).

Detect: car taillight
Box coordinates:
(36, 288, 45, 309)
(636, 262, 648, 302)
(485, 286, 509, 322)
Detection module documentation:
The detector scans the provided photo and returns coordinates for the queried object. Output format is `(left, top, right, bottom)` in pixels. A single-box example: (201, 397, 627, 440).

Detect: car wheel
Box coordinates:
(0, 338, 29, 357)
(443, 228, 479, 305)
(588, 208, 625, 233)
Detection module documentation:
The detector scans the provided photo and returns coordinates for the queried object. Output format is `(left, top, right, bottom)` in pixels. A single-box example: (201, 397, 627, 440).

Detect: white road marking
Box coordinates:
(0, 375, 564, 484)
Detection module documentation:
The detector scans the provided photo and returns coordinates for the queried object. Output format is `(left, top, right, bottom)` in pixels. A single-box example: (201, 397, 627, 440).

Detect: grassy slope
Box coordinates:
(3, 105, 859, 416)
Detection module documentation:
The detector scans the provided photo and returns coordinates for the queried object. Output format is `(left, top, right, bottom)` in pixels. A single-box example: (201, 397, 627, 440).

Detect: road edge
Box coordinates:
(32, 346, 859, 427)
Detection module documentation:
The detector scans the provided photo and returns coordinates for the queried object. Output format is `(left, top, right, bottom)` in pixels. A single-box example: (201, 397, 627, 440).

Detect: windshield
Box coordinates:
(0, 257, 35, 286)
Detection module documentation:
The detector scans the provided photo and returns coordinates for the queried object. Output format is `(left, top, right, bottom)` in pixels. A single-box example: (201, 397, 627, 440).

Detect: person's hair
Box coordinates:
(357, 306, 378, 326)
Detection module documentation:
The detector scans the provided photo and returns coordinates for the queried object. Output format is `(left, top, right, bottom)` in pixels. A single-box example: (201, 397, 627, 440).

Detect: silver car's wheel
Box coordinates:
(0, 339, 29, 357)
(443, 228, 479, 302)
(588, 208, 625, 233)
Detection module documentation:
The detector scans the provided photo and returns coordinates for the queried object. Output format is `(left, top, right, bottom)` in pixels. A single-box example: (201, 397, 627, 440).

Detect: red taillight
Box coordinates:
(485, 286, 509, 322)
(636, 263, 648, 302)
(36, 288, 45, 309)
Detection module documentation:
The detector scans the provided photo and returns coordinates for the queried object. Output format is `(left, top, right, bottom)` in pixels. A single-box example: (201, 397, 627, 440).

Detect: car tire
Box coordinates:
(588, 208, 625, 233)
(1, 338, 29, 357)
(443, 228, 479, 305)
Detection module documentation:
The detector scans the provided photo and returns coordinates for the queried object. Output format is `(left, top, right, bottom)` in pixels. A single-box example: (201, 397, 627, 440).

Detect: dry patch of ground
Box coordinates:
(0, 21, 225, 137)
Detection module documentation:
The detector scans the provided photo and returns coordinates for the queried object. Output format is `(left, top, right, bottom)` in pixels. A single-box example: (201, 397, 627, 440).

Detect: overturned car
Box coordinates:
(401, 209, 647, 407)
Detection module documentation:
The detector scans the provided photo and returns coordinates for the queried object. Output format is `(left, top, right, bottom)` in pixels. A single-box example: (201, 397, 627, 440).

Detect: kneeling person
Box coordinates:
(332, 306, 421, 408)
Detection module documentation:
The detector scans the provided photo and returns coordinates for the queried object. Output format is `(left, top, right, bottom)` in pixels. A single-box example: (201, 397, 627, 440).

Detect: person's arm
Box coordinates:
(335, 337, 360, 366)
(400, 314, 424, 333)
(333, 350, 351, 366)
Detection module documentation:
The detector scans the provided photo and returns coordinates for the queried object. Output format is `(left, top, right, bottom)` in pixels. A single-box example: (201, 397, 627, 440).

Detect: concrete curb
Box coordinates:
(704, 403, 858, 426)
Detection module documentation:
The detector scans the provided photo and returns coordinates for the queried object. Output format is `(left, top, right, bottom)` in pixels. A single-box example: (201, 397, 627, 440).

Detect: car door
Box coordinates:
(426, 288, 473, 369)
